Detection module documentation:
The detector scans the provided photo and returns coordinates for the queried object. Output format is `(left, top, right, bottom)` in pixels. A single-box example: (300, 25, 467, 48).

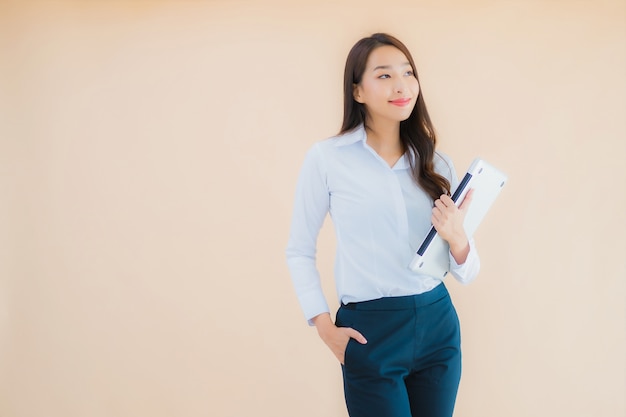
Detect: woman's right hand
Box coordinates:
(312, 313, 367, 365)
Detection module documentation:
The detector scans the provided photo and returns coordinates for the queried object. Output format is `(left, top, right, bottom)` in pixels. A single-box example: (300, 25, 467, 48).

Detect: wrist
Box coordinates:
(447, 230, 468, 252)
(449, 234, 470, 264)
(312, 313, 335, 338)
(449, 239, 468, 255)
(312, 312, 332, 328)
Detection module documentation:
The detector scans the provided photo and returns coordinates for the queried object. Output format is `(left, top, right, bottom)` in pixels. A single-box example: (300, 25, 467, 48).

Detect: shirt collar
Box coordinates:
(333, 125, 367, 147)
(394, 153, 411, 170)
(333, 124, 414, 170)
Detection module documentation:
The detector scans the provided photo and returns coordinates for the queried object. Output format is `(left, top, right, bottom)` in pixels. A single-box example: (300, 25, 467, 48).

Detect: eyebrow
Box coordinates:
(372, 62, 411, 71)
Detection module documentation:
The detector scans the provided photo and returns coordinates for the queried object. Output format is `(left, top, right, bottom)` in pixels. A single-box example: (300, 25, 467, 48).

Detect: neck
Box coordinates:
(364, 118, 402, 153)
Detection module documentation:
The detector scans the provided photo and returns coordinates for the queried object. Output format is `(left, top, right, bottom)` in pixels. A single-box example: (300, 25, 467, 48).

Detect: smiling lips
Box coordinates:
(389, 98, 412, 106)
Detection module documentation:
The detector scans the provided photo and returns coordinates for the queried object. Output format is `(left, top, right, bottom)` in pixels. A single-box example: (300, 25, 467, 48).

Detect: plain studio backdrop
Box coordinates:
(1, 1, 624, 416)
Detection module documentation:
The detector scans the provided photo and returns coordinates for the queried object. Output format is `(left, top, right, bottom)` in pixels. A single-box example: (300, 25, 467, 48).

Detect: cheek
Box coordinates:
(411, 79, 420, 96)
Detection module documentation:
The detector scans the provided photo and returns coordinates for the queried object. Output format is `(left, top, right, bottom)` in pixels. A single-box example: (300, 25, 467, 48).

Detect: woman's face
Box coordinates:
(353, 45, 420, 125)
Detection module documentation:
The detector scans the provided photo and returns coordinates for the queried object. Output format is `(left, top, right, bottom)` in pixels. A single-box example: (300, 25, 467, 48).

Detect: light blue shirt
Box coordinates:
(286, 125, 480, 323)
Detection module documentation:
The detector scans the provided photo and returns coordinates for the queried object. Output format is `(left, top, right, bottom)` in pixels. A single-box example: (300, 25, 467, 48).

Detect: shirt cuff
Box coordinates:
(298, 289, 330, 326)
(448, 238, 480, 284)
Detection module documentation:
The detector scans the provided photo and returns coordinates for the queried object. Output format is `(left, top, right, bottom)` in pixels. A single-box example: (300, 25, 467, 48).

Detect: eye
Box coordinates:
(377, 74, 391, 79)
(405, 70, 414, 76)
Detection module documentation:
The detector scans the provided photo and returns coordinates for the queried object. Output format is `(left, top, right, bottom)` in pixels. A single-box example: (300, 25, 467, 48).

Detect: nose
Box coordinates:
(394, 78, 407, 94)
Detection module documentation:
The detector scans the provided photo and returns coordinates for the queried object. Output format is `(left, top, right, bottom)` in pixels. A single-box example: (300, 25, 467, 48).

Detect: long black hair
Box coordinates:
(340, 33, 450, 202)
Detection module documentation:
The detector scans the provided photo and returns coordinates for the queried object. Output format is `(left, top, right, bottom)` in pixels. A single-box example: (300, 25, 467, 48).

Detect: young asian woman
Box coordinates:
(286, 33, 480, 417)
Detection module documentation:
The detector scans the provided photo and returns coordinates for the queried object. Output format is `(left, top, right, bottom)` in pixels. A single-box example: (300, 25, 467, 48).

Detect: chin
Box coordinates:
(394, 111, 414, 122)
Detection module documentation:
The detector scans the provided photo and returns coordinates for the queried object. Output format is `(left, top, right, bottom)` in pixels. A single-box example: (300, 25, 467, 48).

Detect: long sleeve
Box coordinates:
(285, 145, 331, 324)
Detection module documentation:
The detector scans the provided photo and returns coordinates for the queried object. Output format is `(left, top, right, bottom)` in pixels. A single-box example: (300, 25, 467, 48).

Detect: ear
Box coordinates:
(353, 83, 364, 103)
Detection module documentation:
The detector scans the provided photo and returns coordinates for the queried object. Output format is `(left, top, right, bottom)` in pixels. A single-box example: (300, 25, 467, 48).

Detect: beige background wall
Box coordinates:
(1, 1, 624, 416)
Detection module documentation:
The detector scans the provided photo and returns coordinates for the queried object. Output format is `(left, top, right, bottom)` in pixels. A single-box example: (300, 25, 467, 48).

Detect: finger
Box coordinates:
(439, 194, 454, 207)
(432, 212, 448, 235)
(346, 328, 367, 344)
(434, 200, 448, 214)
(458, 189, 474, 212)
(336, 348, 345, 365)
(431, 215, 440, 231)
(431, 211, 441, 228)
(432, 205, 447, 223)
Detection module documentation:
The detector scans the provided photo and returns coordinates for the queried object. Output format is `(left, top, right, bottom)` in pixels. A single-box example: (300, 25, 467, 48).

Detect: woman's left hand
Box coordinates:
(431, 189, 473, 264)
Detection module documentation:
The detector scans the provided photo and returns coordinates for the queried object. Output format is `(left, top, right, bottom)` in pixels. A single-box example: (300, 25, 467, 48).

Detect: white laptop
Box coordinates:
(408, 158, 508, 279)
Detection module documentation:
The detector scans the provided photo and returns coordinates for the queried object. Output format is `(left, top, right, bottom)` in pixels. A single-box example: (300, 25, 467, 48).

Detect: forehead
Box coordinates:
(366, 45, 411, 70)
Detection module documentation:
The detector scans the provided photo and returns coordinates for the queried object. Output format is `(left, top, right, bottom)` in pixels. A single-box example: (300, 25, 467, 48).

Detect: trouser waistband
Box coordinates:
(341, 283, 449, 311)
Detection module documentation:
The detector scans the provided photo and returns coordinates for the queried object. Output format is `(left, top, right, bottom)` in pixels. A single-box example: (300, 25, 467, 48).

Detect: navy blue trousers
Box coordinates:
(335, 284, 462, 417)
